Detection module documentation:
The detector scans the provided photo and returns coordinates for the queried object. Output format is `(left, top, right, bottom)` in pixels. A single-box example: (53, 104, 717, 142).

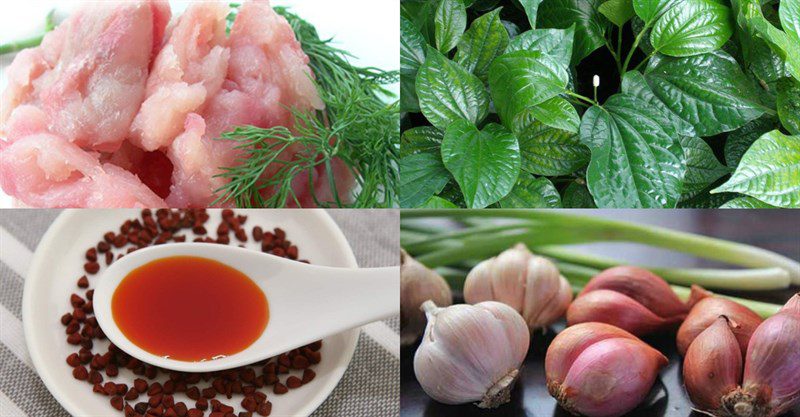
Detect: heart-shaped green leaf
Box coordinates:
(580, 93, 685, 208)
(435, 0, 468, 53)
(650, 0, 733, 57)
(679, 135, 730, 199)
(562, 181, 598, 207)
(506, 26, 575, 65)
(644, 51, 768, 136)
(527, 96, 581, 133)
(441, 121, 521, 208)
(488, 50, 569, 133)
(401, 127, 444, 158)
(416, 46, 490, 130)
(455, 9, 510, 81)
(599, 0, 636, 27)
(499, 175, 563, 207)
(720, 196, 778, 208)
(519, 120, 589, 175)
(537, 0, 609, 62)
(400, 153, 452, 208)
(712, 130, 800, 208)
(777, 78, 800, 135)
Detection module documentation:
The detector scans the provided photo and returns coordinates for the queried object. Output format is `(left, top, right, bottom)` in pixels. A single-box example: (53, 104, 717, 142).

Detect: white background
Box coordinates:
(0, 0, 400, 207)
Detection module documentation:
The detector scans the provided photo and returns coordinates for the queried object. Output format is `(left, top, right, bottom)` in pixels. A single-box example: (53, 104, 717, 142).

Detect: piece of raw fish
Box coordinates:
(130, 2, 230, 151)
(0, 0, 170, 152)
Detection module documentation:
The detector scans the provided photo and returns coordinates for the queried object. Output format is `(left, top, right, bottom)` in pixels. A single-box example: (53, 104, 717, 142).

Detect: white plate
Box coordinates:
(0, 0, 400, 207)
(22, 209, 360, 417)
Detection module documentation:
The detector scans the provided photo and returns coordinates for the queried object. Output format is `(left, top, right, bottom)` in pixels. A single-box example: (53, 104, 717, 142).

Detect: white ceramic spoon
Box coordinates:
(93, 243, 399, 372)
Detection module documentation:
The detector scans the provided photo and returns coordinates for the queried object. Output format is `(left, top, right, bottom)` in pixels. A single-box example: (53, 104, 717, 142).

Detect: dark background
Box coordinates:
(400, 210, 800, 417)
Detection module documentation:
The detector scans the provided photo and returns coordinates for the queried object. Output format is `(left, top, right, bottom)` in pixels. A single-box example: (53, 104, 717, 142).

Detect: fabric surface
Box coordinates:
(0, 209, 400, 417)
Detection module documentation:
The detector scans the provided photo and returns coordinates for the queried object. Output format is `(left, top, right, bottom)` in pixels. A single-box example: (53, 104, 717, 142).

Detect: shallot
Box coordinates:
(545, 322, 668, 417)
(677, 296, 762, 356)
(413, 300, 529, 408)
(567, 266, 709, 335)
(464, 243, 572, 332)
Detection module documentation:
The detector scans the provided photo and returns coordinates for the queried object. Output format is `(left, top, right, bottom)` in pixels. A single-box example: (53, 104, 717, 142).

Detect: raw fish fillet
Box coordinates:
(130, 2, 230, 151)
(0, 0, 170, 152)
(166, 114, 228, 207)
(0, 132, 166, 208)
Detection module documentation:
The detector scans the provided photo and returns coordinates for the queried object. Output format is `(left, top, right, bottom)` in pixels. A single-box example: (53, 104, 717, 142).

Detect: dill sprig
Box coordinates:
(215, 4, 399, 207)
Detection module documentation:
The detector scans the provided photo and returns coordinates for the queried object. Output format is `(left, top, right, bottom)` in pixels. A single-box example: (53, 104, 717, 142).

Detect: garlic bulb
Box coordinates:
(464, 243, 572, 331)
(400, 250, 452, 346)
(567, 266, 710, 336)
(413, 300, 529, 408)
(722, 293, 800, 417)
(677, 297, 762, 356)
(545, 322, 668, 417)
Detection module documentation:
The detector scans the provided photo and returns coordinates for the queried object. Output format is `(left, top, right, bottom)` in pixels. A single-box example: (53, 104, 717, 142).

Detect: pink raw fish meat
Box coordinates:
(0, 0, 171, 152)
(130, 2, 230, 151)
(0, 133, 166, 208)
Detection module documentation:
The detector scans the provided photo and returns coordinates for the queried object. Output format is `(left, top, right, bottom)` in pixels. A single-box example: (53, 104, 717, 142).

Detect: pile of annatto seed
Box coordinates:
(61, 209, 320, 417)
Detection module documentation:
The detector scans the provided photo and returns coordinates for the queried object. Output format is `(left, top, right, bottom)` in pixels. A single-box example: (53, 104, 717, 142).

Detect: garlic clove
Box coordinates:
(545, 322, 640, 389)
(567, 289, 680, 335)
(400, 250, 452, 346)
(724, 294, 800, 417)
(677, 297, 762, 356)
(580, 266, 704, 319)
(464, 243, 571, 332)
(413, 301, 529, 408)
(683, 316, 743, 413)
(555, 338, 668, 417)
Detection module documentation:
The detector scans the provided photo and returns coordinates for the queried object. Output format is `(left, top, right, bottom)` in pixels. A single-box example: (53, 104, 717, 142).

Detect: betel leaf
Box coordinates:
(519, 120, 589, 175)
(720, 196, 779, 208)
(620, 71, 695, 136)
(441, 120, 521, 208)
(777, 78, 800, 135)
(537, 0, 609, 62)
(562, 181, 598, 207)
(580, 93, 685, 208)
(724, 117, 777, 167)
(679, 135, 730, 199)
(649, 0, 733, 57)
(633, 0, 683, 24)
(520, 0, 545, 28)
(599, 0, 636, 27)
(401, 16, 427, 76)
(455, 9, 510, 81)
(401, 127, 444, 158)
(488, 51, 570, 133)
(712, 130, 800, 207)
(416, 46, 490, 131)
(678, 188, 737, 207)
(419, 196, 459, 208)
(644, 51, 768, 136)
(401, 77, 420, 113)
(499, 175, 563, 207)
(733, 0, 800, 82)
(506, 25, 576, 65)
(528, 96, 581, 133)
(435, 0, 468, 53)
(400, 153, 452, 208)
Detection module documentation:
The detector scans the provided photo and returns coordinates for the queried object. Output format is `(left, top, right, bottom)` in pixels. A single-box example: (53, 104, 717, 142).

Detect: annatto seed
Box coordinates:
(124, 388, 138, 401)
(256, 401, 272, 416)
(77, 276, 89, 288)
(301, 369, 316, 384)
(72, 366, 88, 380)
(84, 262, 100, 274)
(134, 378, 148, 393)
(272, 383, 288, 395)
(241, 396, 257, 412)
(187, 409, 203, 417)
(66, 353, 80, 367)
(110, 396, 124, 411)
(285, 376, 302, 389)
(86, 248, 98, 262)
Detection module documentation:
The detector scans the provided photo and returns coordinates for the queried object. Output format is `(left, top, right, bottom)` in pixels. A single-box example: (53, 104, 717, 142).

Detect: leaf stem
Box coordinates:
(622, 21, 651, 73)
(566, 91, 598, 107)
(633, 52, 655, 72)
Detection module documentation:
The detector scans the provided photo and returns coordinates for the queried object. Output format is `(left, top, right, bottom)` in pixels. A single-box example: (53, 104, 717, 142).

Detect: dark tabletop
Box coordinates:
(400, 210, 800, 417)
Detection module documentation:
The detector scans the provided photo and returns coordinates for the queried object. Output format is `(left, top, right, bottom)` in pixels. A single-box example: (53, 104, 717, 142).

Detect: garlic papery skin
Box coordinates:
(567, 266, 709, 336)
(413, 300, 529, 408)
(463, 243, 572, 332)
(545, 322, 668, 417)
(684, 316, 743, 414)
(677, 297, 762, 356)
(724, 293, 800, 417)
(400, 249, 452, 346)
